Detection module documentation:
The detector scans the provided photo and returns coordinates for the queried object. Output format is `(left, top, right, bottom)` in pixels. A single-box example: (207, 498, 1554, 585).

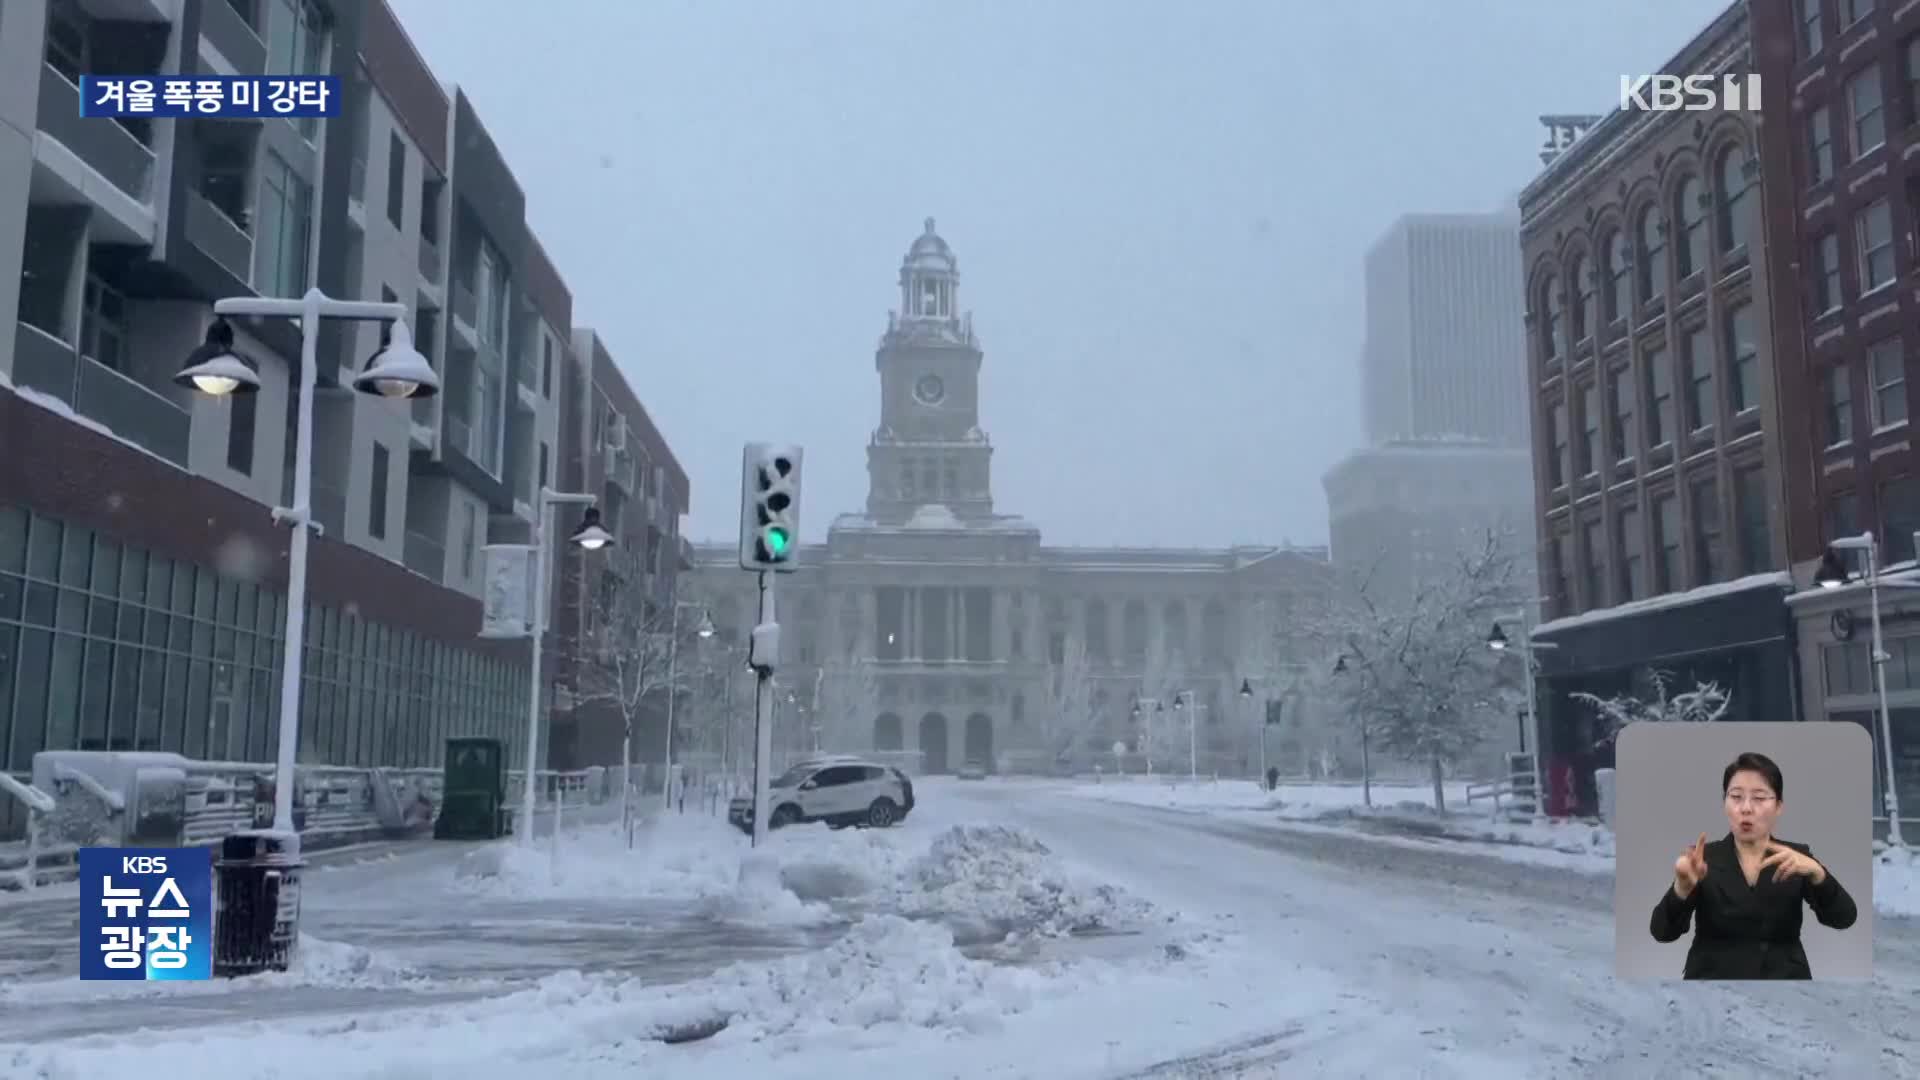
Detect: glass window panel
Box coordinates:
(90, 538, 120, 595)
(59, 526, 91, 587)
(233, 581, 256, 629)
(10, 628, 53, 766)
(23, 581, 54, 626)
(185, 660, 213, 758)
(86, 595, 118, 637)
(250, 667, 274, 761)
(170, 562, 194, 613)
(45, 632, 83, 752)
(55, 589, 85, 632)
(0, 624, 17, 772)
(0, 507, 26, 574)
(235, 632, 255, 670)
(169, 615, 191, 651)
(26, 518, 62, 580)
(140, 648, 168, 750)
(145, 557, 171, 609)
(143, 607, 167, 645)
(191, 617, 213, 657)
(167, 655, 194, 758)
(256, 589, 278, 633)
(216, 579, 238, 627)
(78, 640, 113, 749)
(108, 645, 140, 750)
(118, 547, 147, 602)
(116, 601, 140, 640)
(193, 571, 215, 618)
(214, 625, 236, 661)
(0, 572, 20, 621)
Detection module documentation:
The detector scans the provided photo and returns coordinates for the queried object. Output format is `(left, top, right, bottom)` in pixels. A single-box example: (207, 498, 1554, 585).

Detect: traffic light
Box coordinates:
(738, 442, 803, 572)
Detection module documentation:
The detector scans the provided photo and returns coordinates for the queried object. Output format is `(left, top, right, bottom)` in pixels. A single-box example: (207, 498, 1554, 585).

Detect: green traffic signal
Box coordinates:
(766, 526, 790, 556)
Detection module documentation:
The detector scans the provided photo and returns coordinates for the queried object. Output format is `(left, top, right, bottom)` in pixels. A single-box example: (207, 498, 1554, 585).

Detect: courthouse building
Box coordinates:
(690, 220, 1331, 774)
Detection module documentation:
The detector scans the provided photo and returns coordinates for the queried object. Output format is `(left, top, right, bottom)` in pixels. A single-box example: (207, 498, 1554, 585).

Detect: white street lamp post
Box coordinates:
(1172, 690, 1201, 779)
(523, 488, 612, 846)
(177, 289, 438, 841)
(1820, 532, 1913, 846)
(1487, 599, 1557, 821)
(662, 599, 714, 814)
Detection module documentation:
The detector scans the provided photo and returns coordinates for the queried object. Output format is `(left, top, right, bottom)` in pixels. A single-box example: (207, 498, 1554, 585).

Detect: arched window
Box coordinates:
(1637, 205, 1666, 302)
(1570, 254, 1594, 343)
(1603, 228, 1630, 322)
(1717, 144, 1751, 252)
(1675, 175, 1706, 278)
(1540, 275, 1562, 358)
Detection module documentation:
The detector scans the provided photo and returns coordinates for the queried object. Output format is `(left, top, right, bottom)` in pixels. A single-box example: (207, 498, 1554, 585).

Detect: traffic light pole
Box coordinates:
(750, 570, 777, 847)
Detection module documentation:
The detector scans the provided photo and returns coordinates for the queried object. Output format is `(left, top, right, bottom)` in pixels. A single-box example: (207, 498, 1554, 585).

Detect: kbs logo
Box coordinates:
(1620, 74, 1762, 113)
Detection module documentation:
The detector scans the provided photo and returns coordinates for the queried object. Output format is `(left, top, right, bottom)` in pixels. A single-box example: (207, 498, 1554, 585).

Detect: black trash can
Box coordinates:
(213, 830, 305, 978)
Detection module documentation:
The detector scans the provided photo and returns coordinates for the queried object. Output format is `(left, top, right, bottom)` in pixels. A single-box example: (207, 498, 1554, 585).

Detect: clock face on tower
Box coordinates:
(913, 374, 946, 405)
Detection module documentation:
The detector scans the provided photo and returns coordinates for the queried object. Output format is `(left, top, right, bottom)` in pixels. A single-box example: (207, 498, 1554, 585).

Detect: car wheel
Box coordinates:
(771, 804, 802, 829)
(866, 798, 897, 828)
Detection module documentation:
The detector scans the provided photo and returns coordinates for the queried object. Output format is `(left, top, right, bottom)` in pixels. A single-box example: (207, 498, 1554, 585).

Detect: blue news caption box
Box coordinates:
(79, 847, 214, 981)
(79, 75, 340, 119)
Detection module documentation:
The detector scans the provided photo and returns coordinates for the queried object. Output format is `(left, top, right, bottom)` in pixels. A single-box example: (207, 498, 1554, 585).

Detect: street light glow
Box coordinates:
(175, 318, 261, 397)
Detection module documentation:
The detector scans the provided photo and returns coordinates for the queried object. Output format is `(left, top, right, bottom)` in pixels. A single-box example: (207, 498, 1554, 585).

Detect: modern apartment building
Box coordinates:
(0, 0, 687, 792)
(1750, 0, 1920, 835)
(1517, 1, 1797, 815)
(1361, 213, 1530, 449)
(549, 328, 692, 772)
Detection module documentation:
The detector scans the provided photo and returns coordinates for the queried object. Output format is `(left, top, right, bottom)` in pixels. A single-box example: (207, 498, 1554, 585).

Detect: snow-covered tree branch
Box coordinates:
(1573, 670, 1731, 748)
(572, 584, 694, 766)
(1328, 528, 1525, 809)
(1043, 634, 1096, 761)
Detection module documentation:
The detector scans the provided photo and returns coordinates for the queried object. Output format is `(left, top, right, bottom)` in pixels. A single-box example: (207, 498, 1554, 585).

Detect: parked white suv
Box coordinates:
(728, 756, 914, 833)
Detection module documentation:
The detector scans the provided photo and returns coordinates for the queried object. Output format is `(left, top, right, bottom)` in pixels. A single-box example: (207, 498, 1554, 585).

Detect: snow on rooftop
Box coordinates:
(906, 503, 962, 529)
(1533, 571, 1792, 637)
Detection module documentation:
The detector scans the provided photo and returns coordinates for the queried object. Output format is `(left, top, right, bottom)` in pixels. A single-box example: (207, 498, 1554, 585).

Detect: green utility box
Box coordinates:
(434, 737, 510, 840)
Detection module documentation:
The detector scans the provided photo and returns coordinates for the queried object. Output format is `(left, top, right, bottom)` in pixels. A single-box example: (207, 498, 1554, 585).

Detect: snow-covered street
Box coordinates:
(4, 778, 1917, 1078)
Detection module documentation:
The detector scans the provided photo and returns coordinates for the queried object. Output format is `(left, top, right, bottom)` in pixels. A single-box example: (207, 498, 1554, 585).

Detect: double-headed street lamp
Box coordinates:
(662, 599, 715, 815)
(1486, 602, 1556, 821)
(1129, 695, 1166, 772)
(524, 489, 615, 845)
(177, 290, 438, 843)
(1815, 531, 1913, 847)
(1170, 690, 1204, 779)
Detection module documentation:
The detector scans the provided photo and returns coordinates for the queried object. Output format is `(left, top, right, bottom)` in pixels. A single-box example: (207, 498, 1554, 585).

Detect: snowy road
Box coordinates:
(937, 780, 1919, 1078)
(5, 779, 1918, 1078)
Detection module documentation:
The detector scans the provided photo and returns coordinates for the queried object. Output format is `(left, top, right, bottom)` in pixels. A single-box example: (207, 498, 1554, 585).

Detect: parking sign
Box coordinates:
(79, 847, 213, 981)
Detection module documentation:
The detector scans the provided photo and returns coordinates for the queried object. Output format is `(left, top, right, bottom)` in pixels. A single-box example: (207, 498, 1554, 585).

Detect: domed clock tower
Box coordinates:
(865, 219, 995, 524)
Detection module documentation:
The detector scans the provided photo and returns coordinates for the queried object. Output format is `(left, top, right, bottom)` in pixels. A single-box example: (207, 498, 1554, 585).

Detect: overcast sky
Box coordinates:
(387, 0, 1730, 549)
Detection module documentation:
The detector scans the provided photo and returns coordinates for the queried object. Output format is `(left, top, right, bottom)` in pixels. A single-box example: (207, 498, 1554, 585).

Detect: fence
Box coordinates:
(0, 753, 606, 892)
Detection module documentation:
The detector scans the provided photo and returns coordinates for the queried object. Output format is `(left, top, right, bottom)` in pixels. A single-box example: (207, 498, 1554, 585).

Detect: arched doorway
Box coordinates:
(919, 713, 950, 774)
(964, 713, 994, 772)
(874, 712, 903, 752)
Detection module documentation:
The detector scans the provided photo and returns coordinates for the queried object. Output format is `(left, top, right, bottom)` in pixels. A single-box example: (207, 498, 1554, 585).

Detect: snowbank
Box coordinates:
(1070, 778, 1467, 816)
(2, 888, 1201, 1080)
(887, 825, 1159, 942)
(0, 934, 486, 1008)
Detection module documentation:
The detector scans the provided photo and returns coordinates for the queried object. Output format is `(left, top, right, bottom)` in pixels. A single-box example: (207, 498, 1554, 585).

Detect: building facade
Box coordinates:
(1362, 213, 1530, 449)
(1751, 0, 1920, 834)
(1518, 1, 1801, 816)
(0, 0, 687, 798)
(688, 221, 1333, 776)
(1326, 212, 1534, 602)
(547, 327, 692, 772)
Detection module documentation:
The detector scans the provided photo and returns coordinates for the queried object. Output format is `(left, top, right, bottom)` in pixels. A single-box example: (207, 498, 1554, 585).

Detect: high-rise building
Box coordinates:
(0, 0, 688, 819)
(1361, 213, 1528, 448)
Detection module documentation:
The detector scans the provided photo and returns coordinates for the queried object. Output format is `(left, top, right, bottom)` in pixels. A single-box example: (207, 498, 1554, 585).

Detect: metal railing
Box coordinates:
(37, 64, 155, 204)
(13, 323, 191, 466)
(0, 773, 55, 892)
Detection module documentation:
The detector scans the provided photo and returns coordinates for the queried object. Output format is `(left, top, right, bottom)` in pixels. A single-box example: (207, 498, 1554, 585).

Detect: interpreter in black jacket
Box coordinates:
(1649, 751, 1859, 979)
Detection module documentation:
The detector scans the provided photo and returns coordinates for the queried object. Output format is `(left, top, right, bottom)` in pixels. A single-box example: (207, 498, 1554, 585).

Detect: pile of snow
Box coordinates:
(1071, 778, 1466, 818)
(1874, 846, 1920, 918)
(1, 916, 1202, 1079)
(0, 934, 468, 1008)
(888, 825, 1158, 941)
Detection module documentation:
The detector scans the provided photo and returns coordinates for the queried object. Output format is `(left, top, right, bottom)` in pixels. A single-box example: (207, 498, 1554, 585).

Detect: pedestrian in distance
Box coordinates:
(1649, 751, 1858, 978)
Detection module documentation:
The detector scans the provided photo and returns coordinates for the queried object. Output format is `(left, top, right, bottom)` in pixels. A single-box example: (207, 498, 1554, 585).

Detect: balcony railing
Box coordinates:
(185, 193, 253, 283)
(36, 65, 155, 205)
(14, 322, 189, 466)
(418, 236, 442, 283)
(200, 0, 266, 74)
(404, 530, 446, 582)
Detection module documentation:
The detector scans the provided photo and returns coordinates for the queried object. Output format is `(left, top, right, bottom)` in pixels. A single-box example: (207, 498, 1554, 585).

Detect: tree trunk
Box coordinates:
(1430, 755, 1446, 813)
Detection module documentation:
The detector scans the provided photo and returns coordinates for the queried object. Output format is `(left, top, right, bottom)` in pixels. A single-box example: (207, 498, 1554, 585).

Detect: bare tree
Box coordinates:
(1331, 528, 1524, 811)
(573, 584, 691, 785)
(816, 657, 883, 752)
(1573, 670, 1731, 748)
(1043, 635, 1096, 763)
